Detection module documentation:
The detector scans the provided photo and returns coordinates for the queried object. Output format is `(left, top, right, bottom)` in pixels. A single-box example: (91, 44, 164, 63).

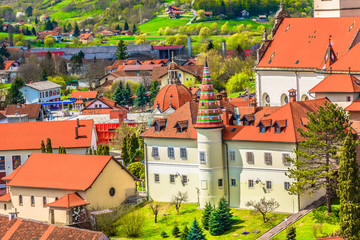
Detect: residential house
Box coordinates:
(205, 11, 213, 17)
(70, 91, 98, 102)
(168, 5, 181, 12)
(0, 60, 20, 83)
(37, 31, 62, 42)
(169, 10, 181, 19)
(0, 215, 109, 239)
(100, 30, 115, 37)
(20, 81, 61, 104)
(152, 63, 203, 87)
(120, 30, 133, 36)
(97, 72, 120, 90)
(0, 153, 138, 225)
(41, 16, 51, 22)
(82, 96, 127, 115)
(79, 32, 95, 44)
(5, 103, 46, 122)
(0, 119, 97, 190)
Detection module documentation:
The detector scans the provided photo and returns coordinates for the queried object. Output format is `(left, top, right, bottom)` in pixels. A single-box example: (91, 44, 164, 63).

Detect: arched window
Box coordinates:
(31, 196, 35, 206)
(262, 93, 270, 106)
(280, 94, 289, 106)
(43, 197, 47, 205)
(301, 94, 309, 101)
(19, 195, 23, 205)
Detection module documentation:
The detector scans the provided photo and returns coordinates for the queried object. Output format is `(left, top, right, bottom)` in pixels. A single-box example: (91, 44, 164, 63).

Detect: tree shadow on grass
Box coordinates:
(225, 217, 246, 234)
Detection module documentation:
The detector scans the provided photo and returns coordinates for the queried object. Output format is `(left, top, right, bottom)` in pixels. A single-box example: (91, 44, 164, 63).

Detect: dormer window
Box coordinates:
(154, 123, 161, 132)
(257, 120, 272, 133)
(173, 120, 188, 133)
(274, 124, 281, 133)
(259, 124, 266, 133)
(152, 119, 167, 132)
(273, 120, 287, 134)
(240, 114, 254, 126)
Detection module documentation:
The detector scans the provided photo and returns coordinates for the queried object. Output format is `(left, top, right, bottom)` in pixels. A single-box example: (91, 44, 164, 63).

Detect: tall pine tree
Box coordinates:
(124, 21, 129, 30)
(73, 22, 80, 38)
(134, 84, 148, 107)
(187, 219, 205, 240)
(123, 83, 132, 106)
(121, 135, 130, 165)
(209, 197, 232, 235)
(337, 131, 360, 240)
(41, 140, 46, 153)
(286, 102, 351, 213)
(115, 40, 128, 60)
(113, 82, 124, 105)
(6, 78, 25, 104)
(46, 138, 53, 153)
(149, 80, 160, 104)
(202, 202, 213, 230)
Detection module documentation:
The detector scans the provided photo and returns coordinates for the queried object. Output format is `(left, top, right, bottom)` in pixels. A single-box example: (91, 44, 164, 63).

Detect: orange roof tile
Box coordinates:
(345, 98, 360, 111)
(5, 104, 42, 118)
(2, 166, 22, 181)
(4, 60, 16, 70)
(154, 84, 192, 112)
(331, 42, 360, 72)
(257, 17, 360, 70)
(7, 153, 113, 190)
(309, 74, 360, 93)
(70, 91, 98, 99)
(46, 193, 89, 208)
(0, 120, 93, 151)
(0, 192, 11, 202)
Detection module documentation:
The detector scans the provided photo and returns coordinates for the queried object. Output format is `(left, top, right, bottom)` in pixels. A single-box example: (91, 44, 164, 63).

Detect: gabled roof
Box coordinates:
(123, 64, 162, 71)
(151, 65, 204, 81)
(82, 97, 126, 115)
(5, 104, 42, 118)
(257, 17, 360, 70)
(0, 215, 109, 239)
(23, 81, 61, 91)
(345, 98, 360, 111)
(309, 74, 360, 93)
(0, 119, 93, 151)
(4, 60, 17, 70)
(2, 166, 22, 181)
(0, 192, 11, 202)
(79, 33, 94, 40)
(45, 193, 89, 208)
(6, 153, 113, 190)
(70, 91, 98, 99)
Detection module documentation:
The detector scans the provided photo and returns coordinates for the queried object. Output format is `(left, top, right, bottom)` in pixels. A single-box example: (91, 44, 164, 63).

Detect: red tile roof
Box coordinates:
(5, 104, 42, 118)
(154, 84, 192, 112)
(2, 166, 21, 181)
(0, 192, 11, 202)
(153, 45, 184, 50)
(45, 193, 89, 208)
(152, 65, 204, 81)
(70, 91, 98, 99)
(123, 64, 163, 71)
(309, 74, 360, 93)
(4, 60, 16, 70)
(257, 17, 360, 70)
(82, 96, 126, 115)
(345, 98, 360, 111)
(0, 120, 93, 151)
(0, 216, 108, 239)
(7, 153, 113, 190)
(79, 32, 94, 40)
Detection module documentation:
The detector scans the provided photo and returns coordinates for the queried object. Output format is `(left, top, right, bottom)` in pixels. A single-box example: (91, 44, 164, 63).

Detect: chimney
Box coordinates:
(76, 118, 79, 127)
(222, 109, 230, 125)
(222, 41, 227, 56)
(288, 89, 297, 102)
(75, 126, 79, 139)
(187, 35, 192, 58)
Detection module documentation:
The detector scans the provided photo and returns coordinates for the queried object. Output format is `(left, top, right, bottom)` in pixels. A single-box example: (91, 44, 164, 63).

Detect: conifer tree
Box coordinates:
(113, 82, 124, 105)
(73, 22, 80, 38)
(6, 77, 25, 104)
(287, 102, 351, 213)
(61, 147, 66, 154)
(123, 83, 132, 106)
(88, 148, 92, 155)
(180, 225, 189, 240)
(0, 56, 5, 70)
(134, 84, 148, 107)
(149, 80, 160, 104)
(128, 134, 139, 161)
(187, 219, 206, 240)
(208, 209, 222, 235)
(337, 132, 360, 240)
(209, 197, 232, 235)
(132, 24, 137, 34)
(0, 45, 10, 58)
(45, 20, 53, 30)
(286, 226, 296, 240)
(41, 140, 46, 153)
(115, 24, 121, 31)
(35, 17, 38, 24)
(172, 224, 180, 237)
(124, 21, 129, 30)
(115, 40, 128, 60)
(46, 138, 52, 153)
(121, 135, 130, 165)
(202, 202, 213, 230)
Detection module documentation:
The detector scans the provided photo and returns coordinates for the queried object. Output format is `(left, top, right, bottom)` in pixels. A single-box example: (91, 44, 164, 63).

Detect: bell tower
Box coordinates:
(314, 0, 360, 18)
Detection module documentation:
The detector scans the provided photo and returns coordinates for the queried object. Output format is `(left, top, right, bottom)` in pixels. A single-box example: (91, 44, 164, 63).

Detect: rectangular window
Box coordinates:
(229, 151, 236, 161)
(151, 147, 159, 158)
(180, 147, 187, 159)
(266, 181, 272, 189)
(182, 175, 188, 184)
(199, 152, 206, 164)
(248, 180, 254, 188)
(282, 153, 291, 166)
(170, 174, 175, 184)
(12, 156, 21, 170)
(231, 179, 236, 187)
(347, 96, 351, 102)
(154, 174, 160, 183)
(264, 152, 272, 165)
(95, 104, 98, 108)
(218, 179, 223, 188)
(246, 152, 254, 164)
(168, 147, 175, 159)
(284, 182, 290, 190)
(0, 156, 4, 170)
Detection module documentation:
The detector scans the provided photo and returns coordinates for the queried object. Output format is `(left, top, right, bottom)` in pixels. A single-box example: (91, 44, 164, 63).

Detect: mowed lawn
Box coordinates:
(113, 202, 288, 240)
(139, 16, 193, 35)
(274, 198, 340, 240)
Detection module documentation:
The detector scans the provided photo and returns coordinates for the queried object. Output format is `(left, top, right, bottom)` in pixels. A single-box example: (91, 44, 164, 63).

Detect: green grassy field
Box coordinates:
(113, 202, 288, 240)
(191, 19, 270, 31)
(274, 198, 340, 240)
(139, 16, 193, 35)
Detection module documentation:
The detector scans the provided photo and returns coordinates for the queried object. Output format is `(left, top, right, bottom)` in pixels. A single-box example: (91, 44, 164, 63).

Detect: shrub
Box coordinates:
(180, 225, 189, 240)
(172, 224, 180, 237)
(120, 210, 145, 237)
(286, 226, 296, 240)
(161, 230, 168, 238)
